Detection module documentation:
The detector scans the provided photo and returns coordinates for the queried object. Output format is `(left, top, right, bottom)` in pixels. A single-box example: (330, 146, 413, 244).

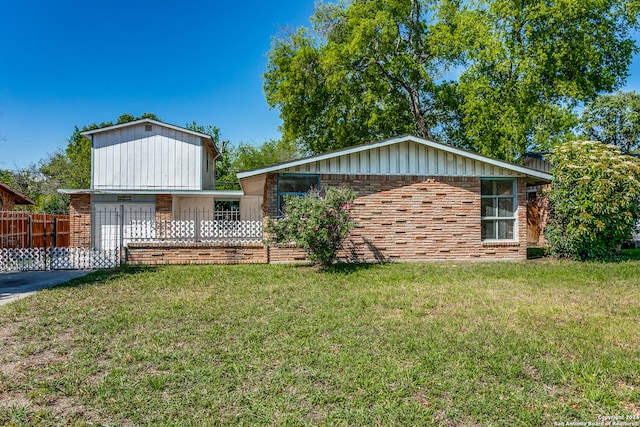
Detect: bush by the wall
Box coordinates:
(265, 187, 357, 267)
(546, 141, 640, 260)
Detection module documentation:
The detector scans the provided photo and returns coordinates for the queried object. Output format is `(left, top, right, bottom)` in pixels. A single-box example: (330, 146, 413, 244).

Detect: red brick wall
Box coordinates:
(265, 174, 528, 261)
(69, 193, 91, 247)
(156, 195, 172, 222)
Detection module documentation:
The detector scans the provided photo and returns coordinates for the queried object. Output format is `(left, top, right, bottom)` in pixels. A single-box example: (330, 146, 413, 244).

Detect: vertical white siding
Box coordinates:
(92, 123, 204, 190)
(281, 140, 517, 177)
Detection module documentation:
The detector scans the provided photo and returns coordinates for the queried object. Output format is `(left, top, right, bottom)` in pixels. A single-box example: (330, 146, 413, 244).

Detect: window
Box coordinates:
(481, 179, 516, 240)
(277, 174, 320, 214)
(215, 200, 240, 221)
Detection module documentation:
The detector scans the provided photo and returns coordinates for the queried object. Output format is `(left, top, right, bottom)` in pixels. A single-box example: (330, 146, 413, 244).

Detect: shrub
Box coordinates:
(545, 141, 640, 260)
(265, 187, 357, 267)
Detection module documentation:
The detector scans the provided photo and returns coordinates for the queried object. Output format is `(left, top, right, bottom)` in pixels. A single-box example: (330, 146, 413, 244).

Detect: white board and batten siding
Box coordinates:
(92, 123, 205, 190)
(280, 140, 519, 177)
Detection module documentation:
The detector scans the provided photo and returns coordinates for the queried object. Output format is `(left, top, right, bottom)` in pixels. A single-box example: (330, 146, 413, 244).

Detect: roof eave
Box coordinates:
(236, 135, 553, 182)
(80, 119, 215, 141)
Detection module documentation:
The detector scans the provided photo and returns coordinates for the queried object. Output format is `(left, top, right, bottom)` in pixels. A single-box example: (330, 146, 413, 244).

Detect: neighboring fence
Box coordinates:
(0, 247, 120, 272)
(0, 211, 114, 272)
(0, 211, 70, 249)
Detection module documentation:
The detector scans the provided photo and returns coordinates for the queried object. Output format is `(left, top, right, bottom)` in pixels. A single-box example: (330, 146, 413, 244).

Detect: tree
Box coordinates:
(234, 139, 299, 171)
(265, 0, 639, 160)
(264, 0, 464, 154)
(215, 139, 301, 190)
(580, 91, 640, 154)
(452, 0, 639, 160)
(265, 186, 357, 267)
(545, 141, 640, 260)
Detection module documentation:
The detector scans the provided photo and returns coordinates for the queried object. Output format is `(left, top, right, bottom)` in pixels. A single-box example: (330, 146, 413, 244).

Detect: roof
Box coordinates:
(236, 134, 553, 182)
(0, 182, 35, 205)
(80, 119, 219, 156)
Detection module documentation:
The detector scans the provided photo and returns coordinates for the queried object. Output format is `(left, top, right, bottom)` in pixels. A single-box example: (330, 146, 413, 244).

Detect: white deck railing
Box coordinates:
(125, 219, 263, 243)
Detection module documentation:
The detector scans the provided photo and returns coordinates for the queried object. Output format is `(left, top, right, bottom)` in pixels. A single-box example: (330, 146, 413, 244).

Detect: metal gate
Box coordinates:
(0, 247, 120, 272)
(0, 210, 120, 272)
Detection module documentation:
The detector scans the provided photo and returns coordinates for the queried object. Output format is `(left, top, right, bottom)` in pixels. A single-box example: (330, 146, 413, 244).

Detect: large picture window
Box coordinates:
(277, 174, 320, 214)
(481, 179, 516, 240)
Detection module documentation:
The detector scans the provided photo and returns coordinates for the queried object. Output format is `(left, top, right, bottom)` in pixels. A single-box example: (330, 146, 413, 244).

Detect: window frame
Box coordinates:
(480, 178, 517, 241)
(276, 173, 320, 215)
(214, 199, 241, 221)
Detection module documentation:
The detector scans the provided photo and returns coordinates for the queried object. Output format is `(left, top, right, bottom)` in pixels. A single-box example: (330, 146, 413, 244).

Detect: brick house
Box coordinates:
(0, 182, 35, 211)
(238, 135, 551, 262)
(62, 119, 551, 263)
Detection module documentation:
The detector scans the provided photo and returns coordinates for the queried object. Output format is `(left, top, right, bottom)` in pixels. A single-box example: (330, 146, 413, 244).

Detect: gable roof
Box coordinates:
(0, 182, 35, 205)
(81, 118, 219, 155)
(236, 134, 552, 183)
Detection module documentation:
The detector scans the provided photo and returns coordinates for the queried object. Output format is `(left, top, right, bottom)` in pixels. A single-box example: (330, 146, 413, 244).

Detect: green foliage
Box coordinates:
(580, 91, 640, 153)
(216, 139, 300, 190)
(546, 141, 640, 260)
(265, 0, 639, 160)
(264, 0, 463, 154)
(265, 187, 357, 267)
(2, 113, 162, 212)
(450, 0, 639, 160)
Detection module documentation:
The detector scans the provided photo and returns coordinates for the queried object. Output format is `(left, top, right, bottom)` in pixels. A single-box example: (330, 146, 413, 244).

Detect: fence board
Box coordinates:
(0, 212, 70, 249)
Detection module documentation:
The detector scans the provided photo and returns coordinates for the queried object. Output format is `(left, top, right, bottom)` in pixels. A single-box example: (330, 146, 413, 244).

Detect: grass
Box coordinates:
(1, 253, 639, 426)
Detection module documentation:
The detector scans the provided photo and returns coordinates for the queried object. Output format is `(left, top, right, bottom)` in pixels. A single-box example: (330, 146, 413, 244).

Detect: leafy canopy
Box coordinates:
(580, 91, 640, 154)
(264, 0, 639, 161)
(545, 141, 640, 260)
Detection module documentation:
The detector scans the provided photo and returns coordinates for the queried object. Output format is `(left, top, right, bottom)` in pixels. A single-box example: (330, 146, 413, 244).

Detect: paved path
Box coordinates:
(0, 271, 92, 306)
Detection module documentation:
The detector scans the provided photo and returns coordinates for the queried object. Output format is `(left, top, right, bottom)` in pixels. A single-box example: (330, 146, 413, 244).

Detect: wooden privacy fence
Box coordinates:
(0, 211, 70, 249)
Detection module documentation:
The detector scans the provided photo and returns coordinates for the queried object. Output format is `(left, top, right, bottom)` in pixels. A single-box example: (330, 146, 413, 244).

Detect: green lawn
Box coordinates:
(1, 254, 639, 426)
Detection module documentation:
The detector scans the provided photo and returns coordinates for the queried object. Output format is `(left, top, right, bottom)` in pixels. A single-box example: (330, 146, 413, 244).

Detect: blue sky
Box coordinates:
(1, 1, 639, 170)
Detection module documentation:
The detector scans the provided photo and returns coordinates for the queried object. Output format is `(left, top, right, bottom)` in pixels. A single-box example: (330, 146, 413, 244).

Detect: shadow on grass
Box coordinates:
(324, 262, 387, 274)
(527, 247, 549, 260)
(55, 265, 160, 289)
(527, 247, 640, 262)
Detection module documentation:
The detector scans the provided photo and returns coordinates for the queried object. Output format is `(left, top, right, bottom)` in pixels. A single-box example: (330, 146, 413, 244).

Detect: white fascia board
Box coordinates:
(235, 135, 552, 181)
(59, 189, 245, 197)
(80, 119, 214, 141)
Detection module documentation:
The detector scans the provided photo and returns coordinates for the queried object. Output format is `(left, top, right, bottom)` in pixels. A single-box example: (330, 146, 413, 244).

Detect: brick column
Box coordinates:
(155, 195, 172, 221)
(69, 193, 91, 247)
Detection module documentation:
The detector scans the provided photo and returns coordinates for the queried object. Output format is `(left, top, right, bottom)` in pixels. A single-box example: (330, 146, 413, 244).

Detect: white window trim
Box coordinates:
(480, 178, 518, 242)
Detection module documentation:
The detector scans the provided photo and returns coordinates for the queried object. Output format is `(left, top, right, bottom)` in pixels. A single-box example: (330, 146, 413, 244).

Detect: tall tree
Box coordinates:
(265, 0, 639, 160)
(580, 91, 640, 153)
(452, 0, 639, 160)
(264, 0, 463, 154)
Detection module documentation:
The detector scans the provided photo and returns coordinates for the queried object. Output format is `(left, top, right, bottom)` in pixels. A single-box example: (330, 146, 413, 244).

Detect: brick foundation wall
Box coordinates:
(267, 244, 308, 264)
(69, 193, 91, 247)
(265, 174, 528, 261)
(126, 242, 268, 265)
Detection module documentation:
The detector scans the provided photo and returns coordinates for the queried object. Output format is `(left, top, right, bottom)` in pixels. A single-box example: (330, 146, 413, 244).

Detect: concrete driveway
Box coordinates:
(0, 270, 92, 306)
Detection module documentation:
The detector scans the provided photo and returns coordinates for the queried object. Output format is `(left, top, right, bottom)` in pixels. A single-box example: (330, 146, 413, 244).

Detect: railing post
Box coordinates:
(27, 215, 32, 248)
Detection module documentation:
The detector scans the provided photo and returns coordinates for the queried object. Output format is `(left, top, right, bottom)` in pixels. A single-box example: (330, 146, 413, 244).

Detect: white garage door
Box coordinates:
(93, 204, 156, 249)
